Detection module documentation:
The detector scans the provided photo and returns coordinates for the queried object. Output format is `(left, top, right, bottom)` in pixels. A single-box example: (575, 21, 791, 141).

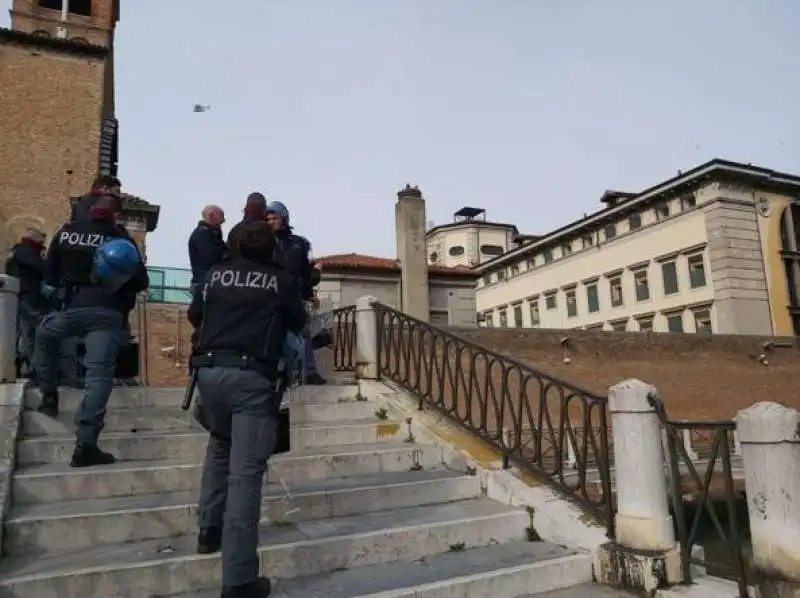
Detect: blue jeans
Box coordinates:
(195, 366, 278, 588)
(303, 327, 318, 376)
(34, 307, 124, 446)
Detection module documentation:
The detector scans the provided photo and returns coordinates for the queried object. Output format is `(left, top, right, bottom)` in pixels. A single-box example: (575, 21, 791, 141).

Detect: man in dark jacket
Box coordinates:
(227, 192, 267, 252)
(5, 228, 50, 376)
(265, 200, 326, 385)
(71, 175, 122, 222)
(188, 205, 227, 301)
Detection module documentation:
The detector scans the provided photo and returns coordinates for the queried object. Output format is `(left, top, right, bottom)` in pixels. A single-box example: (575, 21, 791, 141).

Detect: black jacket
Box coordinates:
(188, 221, 227, 285)
(5, 240, 49, 314)
(45, 216, 149, 314)
(274, 228, 317, 300)
(190, 257, 306, 372)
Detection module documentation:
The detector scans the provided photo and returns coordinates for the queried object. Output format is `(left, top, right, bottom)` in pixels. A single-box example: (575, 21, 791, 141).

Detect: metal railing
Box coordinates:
(373, 303, 615, 534)
(649, 394, 749, 597)
(331, 305, 356, 371)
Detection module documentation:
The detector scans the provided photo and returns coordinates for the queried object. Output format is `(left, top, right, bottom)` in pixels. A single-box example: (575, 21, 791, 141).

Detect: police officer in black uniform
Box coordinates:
(34, 196, 149, 467)
(188, 220, 306, 598)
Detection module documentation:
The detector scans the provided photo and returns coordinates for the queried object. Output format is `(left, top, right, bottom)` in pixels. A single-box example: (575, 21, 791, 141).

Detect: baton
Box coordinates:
(182, 368, 198, 411)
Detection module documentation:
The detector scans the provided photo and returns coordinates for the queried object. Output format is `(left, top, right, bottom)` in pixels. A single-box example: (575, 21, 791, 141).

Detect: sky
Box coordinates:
(5, 0, 800, 268)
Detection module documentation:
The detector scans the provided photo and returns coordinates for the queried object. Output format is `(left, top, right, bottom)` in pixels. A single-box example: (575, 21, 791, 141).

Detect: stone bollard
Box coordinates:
(355, 296, 379, 380)
(735, 401, 800, 597)
(595, 379, 681, 593)
(0, 275, 20, 382)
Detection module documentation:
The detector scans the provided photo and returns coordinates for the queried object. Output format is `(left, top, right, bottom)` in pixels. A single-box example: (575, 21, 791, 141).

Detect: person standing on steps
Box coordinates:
(264, 200, 326, 385)
(188, 204, 227, 304)
(227, 192, 268, 251)
(34, 197, 149, 468)
(188, 220, 306, 598)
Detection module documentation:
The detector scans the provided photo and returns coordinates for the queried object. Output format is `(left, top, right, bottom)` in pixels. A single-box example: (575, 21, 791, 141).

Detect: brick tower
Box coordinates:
(0, 0, 124, 251)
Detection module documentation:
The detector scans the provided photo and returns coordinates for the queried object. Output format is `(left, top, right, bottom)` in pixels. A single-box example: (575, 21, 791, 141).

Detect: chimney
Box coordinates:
(395, 184, 430, 321)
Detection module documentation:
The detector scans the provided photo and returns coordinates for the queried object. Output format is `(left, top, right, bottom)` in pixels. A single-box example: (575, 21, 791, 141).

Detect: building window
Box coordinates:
(448, 245, 465, 257)
(543, 248, 553, 263)
(666, 313, 684, 333)
(662, 261, 679, 295)
(655, 202, 670, 221)
(38, 0, 91, 15)
(610, 319, 628, 332)
(609, 276, 624, 307)
(482, 275, 491, 286)
(604, 223, 617, 240)
(687, 253, 706, 288)
(681, 193, 697, 210)
(586, 283, 600, 313)
(561, 243, 573, 256)
(429, 252, 438, 263)
(693, 308, 712, 333)
(634, 269, 650, 301)
(628, 212, 642, 230)
(525, 258, 535, 270)
(566, 289, 577, 317)
(545, 292, 557, 310)
(529, 301, 540, 326)
(509, 263, 519, 276)
(637, 317, 654, 332)
(582, 234, 594, 249)
(481, 244, 504, 256)
(513, 304, 523, 327)
(485, 313, 494, 328)
(499, 310, 508, 327)
(497, 270, 506, 282)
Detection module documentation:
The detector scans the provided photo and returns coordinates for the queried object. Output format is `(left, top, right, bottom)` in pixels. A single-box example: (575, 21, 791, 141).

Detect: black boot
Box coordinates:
(197, 526, 222, 554)
(70, 443, 116, 467)
(304, 373, 327, 385)
(221, 577, 271, 597)
(37, 392, 59, 418)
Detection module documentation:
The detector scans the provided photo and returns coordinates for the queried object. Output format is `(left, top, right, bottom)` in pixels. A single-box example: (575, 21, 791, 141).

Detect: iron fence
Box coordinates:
(331, 305, 356, 371)
(648, 394, 749, 597)
(373, 303, 615, 534)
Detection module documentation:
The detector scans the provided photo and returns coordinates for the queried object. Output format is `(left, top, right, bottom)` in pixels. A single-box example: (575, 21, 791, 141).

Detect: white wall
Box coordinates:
(427, 225, 516, 268)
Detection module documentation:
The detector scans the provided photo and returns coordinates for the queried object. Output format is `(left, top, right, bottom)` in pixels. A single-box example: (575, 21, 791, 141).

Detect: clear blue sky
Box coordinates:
(5, 0, 800, 267)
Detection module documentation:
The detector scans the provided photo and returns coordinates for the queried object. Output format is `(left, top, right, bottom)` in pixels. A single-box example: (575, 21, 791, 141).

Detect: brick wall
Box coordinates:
(453, 327, 800, 420)
(0, 42, 106, 253)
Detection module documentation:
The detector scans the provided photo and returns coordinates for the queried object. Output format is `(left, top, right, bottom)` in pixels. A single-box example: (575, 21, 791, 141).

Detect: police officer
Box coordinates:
(188, 220, 305, 598)
(34, 196, 149, 467)
(264, 200, 325, 385)
(5, 228, 50, 377)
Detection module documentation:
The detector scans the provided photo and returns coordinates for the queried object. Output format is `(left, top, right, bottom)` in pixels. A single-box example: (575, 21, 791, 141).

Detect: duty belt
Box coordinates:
(189, 352, 275, 378)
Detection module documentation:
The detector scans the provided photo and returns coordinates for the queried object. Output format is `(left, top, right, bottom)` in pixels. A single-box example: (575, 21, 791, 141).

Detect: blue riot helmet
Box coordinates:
(265, 201, 290, 228)
(91, 238, 141, 293)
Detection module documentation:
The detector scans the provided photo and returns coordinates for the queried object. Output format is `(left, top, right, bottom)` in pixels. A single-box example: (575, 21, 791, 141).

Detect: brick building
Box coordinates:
(0, 0, 159, 253)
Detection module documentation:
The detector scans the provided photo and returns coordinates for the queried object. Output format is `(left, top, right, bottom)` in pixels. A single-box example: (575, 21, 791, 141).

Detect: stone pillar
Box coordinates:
(0, 275, 20, 382)
(355, 295, 378, 380)
(395, 185, 430, 321)
(595, 379, 681, 593)
(736, 401, 800, 596)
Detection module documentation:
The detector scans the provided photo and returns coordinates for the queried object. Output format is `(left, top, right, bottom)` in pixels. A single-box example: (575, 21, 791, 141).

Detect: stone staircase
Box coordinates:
(0, 377, 604, 597)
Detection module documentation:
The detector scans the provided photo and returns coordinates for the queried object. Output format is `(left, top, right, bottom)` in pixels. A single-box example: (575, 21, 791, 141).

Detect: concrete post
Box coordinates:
(395, 185, 430, 322)
(0, 275, 20, 382)
(735, 401, 800, 590)
(595, 379, 681, 592)
(355, 295, 379, 380)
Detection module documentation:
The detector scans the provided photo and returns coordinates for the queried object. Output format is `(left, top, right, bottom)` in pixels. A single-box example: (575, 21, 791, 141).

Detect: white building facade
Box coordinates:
(475, 160, 800, 337)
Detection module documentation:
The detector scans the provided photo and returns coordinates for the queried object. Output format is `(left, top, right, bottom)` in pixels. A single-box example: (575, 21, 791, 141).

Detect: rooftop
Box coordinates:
(318, 253, 478, 278)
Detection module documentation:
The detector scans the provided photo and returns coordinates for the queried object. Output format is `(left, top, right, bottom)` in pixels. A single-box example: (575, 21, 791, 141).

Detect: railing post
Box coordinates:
(735, 401, 800, 596)
(355, 296, 379, 380)
(0, 275, 20, 382)
(595, 379, 681, 593)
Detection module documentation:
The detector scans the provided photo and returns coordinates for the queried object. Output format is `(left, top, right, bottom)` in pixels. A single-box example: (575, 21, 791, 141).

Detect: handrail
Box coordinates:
(331, 305, 356, 371)
(648, 393, 749, 597)
(373, 302, 615, 535)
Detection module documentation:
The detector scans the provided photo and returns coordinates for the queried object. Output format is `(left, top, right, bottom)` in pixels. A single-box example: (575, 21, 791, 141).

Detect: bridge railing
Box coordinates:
(649, 394, 750, 597)
(372, 302, 615, 535)
(330, 305, 356, 371)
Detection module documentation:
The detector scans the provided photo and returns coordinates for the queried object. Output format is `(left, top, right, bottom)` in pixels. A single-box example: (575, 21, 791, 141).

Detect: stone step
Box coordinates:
(533, 583, 638, 596)
(23, 382, 363, 412)
(171, 541, 591, 598)
(22, 408, 199, 436)
(5, 469, 481, 555)
(289, 399, 385, 424)
(12, 442, 443, 503)
(0, 499, 529, 597)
